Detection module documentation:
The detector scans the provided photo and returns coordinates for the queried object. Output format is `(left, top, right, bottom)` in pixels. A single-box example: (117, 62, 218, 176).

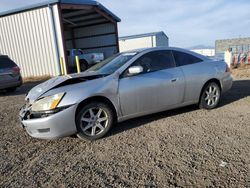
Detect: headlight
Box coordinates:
(31, 93, 65, 112)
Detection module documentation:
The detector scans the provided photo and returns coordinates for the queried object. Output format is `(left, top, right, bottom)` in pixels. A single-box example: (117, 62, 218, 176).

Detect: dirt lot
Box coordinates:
(0, 77, 250, 187)
(231, 66, 250, 79)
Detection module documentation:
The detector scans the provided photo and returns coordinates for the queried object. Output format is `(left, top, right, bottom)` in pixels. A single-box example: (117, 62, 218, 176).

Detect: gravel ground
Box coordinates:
(0, 79, 250, 187)
(231, 66, 250, 79)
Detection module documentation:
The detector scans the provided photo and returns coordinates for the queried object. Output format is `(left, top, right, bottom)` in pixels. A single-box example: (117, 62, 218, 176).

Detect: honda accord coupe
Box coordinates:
(19, 47, 233, 140)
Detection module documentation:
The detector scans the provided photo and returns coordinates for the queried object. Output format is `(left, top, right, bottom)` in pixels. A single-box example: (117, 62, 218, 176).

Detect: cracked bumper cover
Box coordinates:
(19, 104, 78, 139)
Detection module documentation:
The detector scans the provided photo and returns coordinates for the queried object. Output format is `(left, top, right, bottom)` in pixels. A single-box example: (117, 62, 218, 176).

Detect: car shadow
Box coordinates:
(110, 79, 250, 137)
(110, 104, 198, 137)
(0, 82, 41, 96)
(219, 79, 250, 107)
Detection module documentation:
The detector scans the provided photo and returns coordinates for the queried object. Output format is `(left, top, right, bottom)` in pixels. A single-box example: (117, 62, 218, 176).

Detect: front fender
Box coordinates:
(40, 75, 119, 113)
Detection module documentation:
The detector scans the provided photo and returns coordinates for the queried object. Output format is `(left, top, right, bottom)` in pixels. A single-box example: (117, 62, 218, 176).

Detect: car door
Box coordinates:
(118, 50, 185, 117)
(172, 50, 204, 103)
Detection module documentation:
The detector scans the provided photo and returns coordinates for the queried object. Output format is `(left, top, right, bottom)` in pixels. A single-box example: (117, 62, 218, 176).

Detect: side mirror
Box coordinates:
(128, 66, 143, 76)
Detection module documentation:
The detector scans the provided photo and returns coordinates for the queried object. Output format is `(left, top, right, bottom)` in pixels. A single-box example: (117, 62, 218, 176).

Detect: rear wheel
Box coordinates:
(76, 102, 114, 141)
(199, 82, 221, 109)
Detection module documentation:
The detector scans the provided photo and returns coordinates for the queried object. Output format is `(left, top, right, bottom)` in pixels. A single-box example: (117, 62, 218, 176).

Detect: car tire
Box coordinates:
(6, 87, 17, 92)
(199, 82, 221, 109)
(80, 60, 88, 72)
(76, 102, 114, 141)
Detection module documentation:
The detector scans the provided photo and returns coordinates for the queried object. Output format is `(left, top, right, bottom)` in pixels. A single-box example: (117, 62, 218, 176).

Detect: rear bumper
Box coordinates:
(19, 104, 78, 139)
(0, 76, 22, 90)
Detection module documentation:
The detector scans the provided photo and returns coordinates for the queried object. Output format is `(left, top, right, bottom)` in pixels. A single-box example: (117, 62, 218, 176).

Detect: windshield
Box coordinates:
(86, 52, 137, 75)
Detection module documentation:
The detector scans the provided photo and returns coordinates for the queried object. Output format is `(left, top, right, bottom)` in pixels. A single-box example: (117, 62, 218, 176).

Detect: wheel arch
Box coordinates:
(79, 58, 88, 63)
(199, 78, 222, 102)
(75, 96, 118, 123)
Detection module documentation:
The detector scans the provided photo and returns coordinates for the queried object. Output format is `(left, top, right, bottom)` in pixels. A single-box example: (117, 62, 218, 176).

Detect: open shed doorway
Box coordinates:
(59, 3, 120, 73)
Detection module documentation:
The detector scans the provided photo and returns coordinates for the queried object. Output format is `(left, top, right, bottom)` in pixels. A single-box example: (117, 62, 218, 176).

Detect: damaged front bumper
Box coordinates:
(19, 103, 78, 139)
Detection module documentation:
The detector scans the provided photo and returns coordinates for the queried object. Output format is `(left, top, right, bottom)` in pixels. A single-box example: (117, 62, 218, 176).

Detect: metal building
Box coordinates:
(0, 0, 120, 78)
(119, 31, 169, 52)
(191, 49, 215, 57)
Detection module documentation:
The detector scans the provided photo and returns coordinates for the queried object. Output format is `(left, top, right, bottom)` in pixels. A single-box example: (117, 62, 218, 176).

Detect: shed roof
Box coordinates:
(0, 0, 121, 22)
(119, 31, 168, 40)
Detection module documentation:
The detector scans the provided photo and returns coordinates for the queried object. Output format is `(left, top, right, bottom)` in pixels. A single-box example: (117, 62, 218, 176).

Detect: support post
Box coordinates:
(76, 56, 81, 73)
(58, 5, 69, 74)
(60, 57, 65, 75)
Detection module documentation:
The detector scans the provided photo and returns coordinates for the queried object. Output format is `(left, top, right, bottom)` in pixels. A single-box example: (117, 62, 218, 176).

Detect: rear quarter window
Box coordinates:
(173, 51, 202, 67)
(0, 56, 17, 69)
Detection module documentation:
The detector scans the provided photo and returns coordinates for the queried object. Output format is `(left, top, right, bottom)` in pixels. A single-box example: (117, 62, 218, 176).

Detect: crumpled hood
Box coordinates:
(26, 72, 106, 103)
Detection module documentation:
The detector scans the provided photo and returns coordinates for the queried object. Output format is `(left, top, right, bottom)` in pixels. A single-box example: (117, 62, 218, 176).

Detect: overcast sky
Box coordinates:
(0, 0, 250, 48)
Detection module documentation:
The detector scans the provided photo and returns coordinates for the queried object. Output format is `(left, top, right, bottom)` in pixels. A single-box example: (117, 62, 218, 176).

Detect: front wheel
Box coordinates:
(76, 102, 114, 141)
(199, 82, 221, 109)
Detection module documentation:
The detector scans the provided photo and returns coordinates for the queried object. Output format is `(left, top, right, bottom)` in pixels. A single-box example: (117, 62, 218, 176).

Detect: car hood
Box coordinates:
(26, 72, 107, 103)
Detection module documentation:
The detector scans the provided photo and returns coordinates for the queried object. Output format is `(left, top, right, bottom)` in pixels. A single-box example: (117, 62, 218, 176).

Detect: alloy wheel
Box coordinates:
(204, 85, 220, 106)
(80, 107, 109, 136)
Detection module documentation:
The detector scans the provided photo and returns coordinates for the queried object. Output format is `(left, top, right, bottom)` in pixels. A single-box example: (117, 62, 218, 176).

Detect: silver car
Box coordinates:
(19, 47, 233, 140)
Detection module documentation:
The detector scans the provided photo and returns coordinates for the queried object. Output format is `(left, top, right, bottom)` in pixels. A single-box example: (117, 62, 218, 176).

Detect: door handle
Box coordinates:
(171, 78, 178, 82)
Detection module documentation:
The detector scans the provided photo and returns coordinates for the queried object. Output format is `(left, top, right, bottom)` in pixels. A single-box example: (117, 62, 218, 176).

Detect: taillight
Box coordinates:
(12, 66, 20, 74)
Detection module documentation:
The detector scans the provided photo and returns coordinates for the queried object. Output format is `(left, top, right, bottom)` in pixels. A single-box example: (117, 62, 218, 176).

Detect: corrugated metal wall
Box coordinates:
(0, 7, 60, 78)
(119, 36, 154, 52)
(119, 34, 169, 52)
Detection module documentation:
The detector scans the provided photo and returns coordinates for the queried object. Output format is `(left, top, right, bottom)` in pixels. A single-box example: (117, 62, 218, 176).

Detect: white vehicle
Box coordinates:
(67, 49, 104, 72)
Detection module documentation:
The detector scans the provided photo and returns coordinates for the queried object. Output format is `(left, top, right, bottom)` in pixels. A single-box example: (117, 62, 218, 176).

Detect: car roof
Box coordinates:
(123, 47, 209, 60)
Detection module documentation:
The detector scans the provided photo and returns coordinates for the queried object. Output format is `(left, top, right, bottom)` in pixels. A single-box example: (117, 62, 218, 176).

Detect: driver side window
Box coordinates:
(124, 50, 176, 76)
